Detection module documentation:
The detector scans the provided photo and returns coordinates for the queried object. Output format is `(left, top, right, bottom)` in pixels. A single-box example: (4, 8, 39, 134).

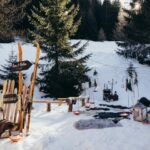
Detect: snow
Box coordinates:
(0, 40, 150, 150)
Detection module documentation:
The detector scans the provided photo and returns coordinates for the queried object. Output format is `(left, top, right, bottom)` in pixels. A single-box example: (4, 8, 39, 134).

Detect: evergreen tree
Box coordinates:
(117, 0, 150, 64)
(93, 0, 102, 31)
(28, 0, 91, 98)
(0, 0, 31, 42)
(0, 50, 26, 89)
(75, 0, 98, 41)
(101, 0, 120, 40)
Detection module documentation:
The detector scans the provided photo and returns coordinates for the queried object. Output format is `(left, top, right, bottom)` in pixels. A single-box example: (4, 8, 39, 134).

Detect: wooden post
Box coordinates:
(26, 42, 40, 136)
(68, 104, 73, 112)
(81, 98, 85, 107)
(47, 103, 51, 112)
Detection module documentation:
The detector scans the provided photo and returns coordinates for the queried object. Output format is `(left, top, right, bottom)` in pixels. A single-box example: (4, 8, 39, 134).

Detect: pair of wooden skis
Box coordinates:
(16, 41, 40, 135)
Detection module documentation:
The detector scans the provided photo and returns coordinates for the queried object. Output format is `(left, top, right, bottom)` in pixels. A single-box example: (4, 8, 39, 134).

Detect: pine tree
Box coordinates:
(117, 0, 150, 64)
(93, 0, 102, 31)
(101, 0, 120, 40)
(74, 0, 98, 41)
(0, 50, 26, 89)
(0, 0, 31, 42)
(28, 0, 91, 98)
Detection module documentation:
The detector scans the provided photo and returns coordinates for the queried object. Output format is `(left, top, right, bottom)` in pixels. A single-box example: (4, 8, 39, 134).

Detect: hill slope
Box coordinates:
(0, 40, 150, 150)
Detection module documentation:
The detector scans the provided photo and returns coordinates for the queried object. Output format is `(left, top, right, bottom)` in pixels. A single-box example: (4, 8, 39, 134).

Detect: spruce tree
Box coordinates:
(101, 0, 120, 40)
(0, 0, 31, 42)
(74, 0, 98, 41)
(117, 0, 150, 63)
(0, 50, 26, 89)
(93, 0, 103, 41)
(28, 0, 91, 98)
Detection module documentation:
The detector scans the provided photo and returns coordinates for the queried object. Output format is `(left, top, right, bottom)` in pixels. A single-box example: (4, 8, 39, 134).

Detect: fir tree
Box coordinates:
(117, 0, 150, 64)
(75, 0, 98, 41)
(0, 0, 31, 42)
(93, 0, 102, 31)
(101, 0, 120, 40)
(0, 50, 26, 89)
(28, 0, 91, 98)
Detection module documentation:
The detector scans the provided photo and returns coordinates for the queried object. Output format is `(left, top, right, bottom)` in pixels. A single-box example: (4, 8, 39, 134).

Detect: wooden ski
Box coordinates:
(18, 41, 23, 134)
(26, 42, 40, 136)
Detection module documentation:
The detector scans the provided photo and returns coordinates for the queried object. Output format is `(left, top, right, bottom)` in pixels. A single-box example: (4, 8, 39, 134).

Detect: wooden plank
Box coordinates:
(9, 80, 16, 122)
(5, 80, 11, 120)
(7, 80, 15, 121)
(2, 80, 8, 95)
(0, 80, 8, 108)
(33, 100, 67, 104)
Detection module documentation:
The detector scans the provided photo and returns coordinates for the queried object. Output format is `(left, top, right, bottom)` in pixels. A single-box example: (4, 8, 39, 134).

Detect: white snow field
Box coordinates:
(0, 40, 150, 150)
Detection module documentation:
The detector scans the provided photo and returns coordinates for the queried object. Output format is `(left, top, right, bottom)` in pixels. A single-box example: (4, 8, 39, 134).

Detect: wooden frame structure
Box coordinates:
(33, 97, 87, 112)
(0, 41, 40, 139)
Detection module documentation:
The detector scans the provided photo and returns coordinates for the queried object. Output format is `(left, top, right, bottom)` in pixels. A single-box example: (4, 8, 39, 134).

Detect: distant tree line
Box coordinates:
(73, 0, 121, 41)
(0, 0, 121, 42)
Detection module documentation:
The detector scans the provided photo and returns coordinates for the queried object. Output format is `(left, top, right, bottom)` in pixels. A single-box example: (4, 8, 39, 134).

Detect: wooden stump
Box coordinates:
(47, 103, 51, 112)
(68, 104, 73, 112)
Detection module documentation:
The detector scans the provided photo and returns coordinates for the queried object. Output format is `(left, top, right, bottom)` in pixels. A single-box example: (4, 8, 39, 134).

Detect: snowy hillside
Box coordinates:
(0, 40, 150, 150)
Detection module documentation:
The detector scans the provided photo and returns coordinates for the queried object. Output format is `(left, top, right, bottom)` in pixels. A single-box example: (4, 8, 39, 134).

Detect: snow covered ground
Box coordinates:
(0, 40, 150, 150)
